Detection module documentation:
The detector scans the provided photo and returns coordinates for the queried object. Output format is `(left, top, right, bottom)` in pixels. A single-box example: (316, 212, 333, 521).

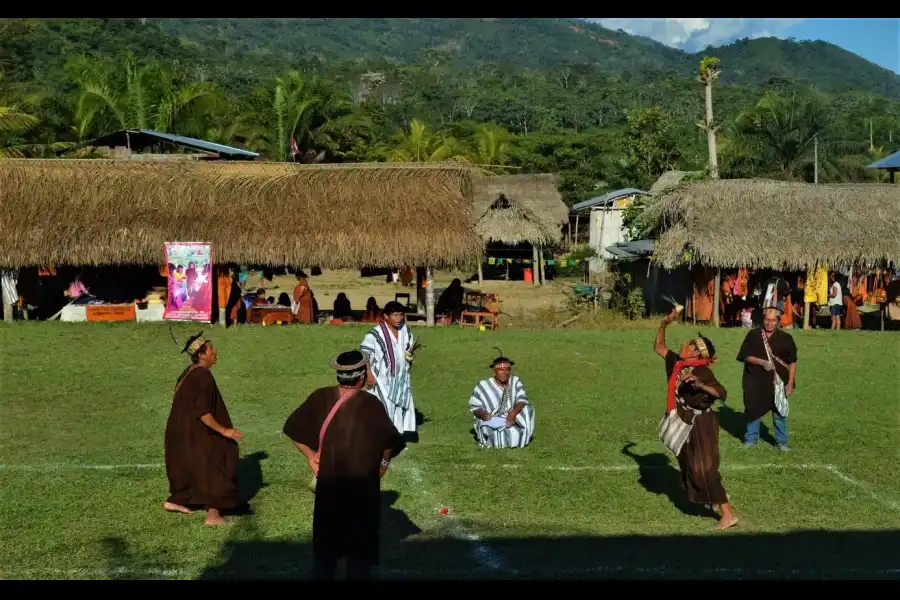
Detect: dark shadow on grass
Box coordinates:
(717, 404, 777, 447)
(236, 451, 268, 507)
(621, 442, 718, 520)
(101, 536, 179, 580)
(193, 530, 900, 580)
(197, 489, 420, 580)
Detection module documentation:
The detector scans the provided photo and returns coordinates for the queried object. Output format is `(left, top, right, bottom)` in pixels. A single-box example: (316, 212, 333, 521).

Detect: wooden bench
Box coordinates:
(460, 310, 498, 330)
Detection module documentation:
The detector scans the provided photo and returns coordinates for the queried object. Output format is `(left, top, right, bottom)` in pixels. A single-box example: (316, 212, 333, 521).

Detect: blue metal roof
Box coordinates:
(571, 187, 653, 212)
(867, 150, 900, 170)
(85, 129, 260, 159)
(605, 239, 654, 259)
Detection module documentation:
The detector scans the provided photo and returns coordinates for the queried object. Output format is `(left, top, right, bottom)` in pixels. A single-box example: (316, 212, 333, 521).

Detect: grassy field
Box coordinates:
(1, 322, 899, 580)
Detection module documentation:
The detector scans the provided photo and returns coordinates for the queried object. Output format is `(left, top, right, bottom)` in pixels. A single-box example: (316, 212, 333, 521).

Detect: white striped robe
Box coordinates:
(360, 323, 417, 433)
(468, 376, 535, 448)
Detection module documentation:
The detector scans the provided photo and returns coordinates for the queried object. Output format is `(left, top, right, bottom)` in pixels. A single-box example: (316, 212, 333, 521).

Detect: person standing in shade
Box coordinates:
(163, 332, 244, 525)
(737, 305, 798, 451)
(283, 350, 405, 580)
(828, 273, 843, 330)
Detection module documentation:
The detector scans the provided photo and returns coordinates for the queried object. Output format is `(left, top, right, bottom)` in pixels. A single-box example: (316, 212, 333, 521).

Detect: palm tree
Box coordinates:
(720, 89, 870, 182)
(71, 54, 223, 140)
(377, 118, 470, 163)
(271, 71, 327, 162)
(469, 124, 513, 168)
(0, 73, 72, 158)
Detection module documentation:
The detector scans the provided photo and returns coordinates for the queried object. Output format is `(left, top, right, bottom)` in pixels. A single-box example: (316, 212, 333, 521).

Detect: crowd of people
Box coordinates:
(161, 288, 801, 578)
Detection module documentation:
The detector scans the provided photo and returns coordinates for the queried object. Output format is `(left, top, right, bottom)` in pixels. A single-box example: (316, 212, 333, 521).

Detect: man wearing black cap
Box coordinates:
(283, 350, 405, 580)
(467, 352, 535, 448)
(163, 332, 244, 525)
(360, 300, 418, 438)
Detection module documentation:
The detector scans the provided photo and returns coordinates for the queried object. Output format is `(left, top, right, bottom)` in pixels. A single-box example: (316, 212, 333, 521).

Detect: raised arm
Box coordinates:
(654, 309, 678, 359)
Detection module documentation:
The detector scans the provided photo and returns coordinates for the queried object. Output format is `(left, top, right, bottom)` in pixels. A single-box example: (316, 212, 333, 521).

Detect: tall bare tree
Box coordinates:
(697, 56, 721, 179)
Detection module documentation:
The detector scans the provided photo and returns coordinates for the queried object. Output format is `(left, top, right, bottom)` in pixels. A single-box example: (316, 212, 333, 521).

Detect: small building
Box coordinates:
(570, 187, 652, 274)
(867, 150, 900, 183)
(471, 174, 568, 284)
(71, 129, 260, 161)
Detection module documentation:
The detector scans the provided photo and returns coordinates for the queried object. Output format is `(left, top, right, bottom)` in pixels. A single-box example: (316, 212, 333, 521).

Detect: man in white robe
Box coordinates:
(468, 354, 535, 448)
(360, 301, 418, 438)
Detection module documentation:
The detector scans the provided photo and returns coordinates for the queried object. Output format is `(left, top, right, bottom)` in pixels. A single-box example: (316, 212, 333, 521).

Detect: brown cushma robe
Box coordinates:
(164, 366, 240, 511)
(293, 279, 314, 324)
(665, 351, 729, 505)
(283, 387, 405, 566)
(736, 328, 798, 421)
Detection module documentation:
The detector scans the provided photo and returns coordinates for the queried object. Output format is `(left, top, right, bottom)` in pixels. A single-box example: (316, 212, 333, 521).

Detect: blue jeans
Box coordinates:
(745, 412, 788, 445)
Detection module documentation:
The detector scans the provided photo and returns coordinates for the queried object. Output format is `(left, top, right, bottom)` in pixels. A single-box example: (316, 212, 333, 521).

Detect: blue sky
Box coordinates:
(584, 19, 900, 73)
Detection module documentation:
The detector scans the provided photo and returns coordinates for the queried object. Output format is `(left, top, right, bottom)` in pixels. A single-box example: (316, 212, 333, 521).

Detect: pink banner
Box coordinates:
(163, 242, 213, 322)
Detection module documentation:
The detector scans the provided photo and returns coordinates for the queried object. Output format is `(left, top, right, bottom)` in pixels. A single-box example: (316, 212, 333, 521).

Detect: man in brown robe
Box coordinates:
(655, 309, 738, 529)
(283, 350, 404, 580)
(737, 306, 798, 451)
(163, 332, 244, 525)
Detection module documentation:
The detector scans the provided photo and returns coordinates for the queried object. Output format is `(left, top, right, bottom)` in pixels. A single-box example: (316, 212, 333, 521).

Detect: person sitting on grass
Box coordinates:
(468, 352, 535, 449)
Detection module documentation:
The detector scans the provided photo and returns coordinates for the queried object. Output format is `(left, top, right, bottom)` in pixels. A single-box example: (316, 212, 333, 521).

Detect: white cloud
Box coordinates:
(584, 18, 805, 52)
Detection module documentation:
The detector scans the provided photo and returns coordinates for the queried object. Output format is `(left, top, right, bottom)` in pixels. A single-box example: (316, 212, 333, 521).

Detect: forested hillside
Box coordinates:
(1, 17, 898, 207)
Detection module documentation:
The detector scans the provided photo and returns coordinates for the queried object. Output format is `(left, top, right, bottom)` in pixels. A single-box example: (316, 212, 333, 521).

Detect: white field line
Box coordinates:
(824, 465, 900, 511)
(3, 461, 897, 513)
(0, 461, 827, 472)
(391, 458, 509, 573)
(5, 564, 900, 580)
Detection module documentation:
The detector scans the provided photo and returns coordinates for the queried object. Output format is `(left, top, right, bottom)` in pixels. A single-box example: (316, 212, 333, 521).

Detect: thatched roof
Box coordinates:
(0, 159, 482, 269)
(649, 170, 698, 195)
(472, 174, 568, 234)
(653, 179, 900, 270)
(474, 195, 559, 246)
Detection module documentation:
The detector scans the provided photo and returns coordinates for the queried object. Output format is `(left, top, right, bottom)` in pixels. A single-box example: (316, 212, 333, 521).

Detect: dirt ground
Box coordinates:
(243, 268, 573, 316)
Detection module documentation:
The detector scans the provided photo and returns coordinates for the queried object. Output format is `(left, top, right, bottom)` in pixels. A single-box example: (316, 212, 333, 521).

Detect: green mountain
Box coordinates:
(4, 18, 898, 97)
(155, 18, 900, 96)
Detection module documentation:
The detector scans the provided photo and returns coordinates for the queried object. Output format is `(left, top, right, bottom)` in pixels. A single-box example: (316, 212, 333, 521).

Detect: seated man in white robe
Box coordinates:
(468, 353, 535, 448)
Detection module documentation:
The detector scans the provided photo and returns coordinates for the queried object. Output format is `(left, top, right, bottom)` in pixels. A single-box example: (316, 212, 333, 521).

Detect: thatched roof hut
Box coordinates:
(0, 159, 482, 269)
(472, 174, 568, 236)
(474, 195, 559, 245)
(652, 179, 900, 270)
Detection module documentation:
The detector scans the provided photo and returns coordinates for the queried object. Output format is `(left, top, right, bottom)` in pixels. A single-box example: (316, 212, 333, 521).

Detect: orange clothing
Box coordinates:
(292, 279, 314, 324)
(216, 271, 231, 310)
(843, 296, 862, 330)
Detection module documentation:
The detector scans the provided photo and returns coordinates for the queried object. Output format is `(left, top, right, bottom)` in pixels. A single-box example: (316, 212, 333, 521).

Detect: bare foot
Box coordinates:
(204, 514, 232, 525)
(716, 515, 739, 530)
(163, 502, 192, 514)
(204, 509, 231, 525)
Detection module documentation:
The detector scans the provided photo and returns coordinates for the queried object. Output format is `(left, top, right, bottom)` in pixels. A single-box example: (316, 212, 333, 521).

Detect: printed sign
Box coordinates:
(86, 304, 136, 322)
(164, 242, 213, 322)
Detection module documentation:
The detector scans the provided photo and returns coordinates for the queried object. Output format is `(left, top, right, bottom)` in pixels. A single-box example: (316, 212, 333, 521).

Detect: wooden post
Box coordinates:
(712, 268, 721, 326)
(803, 302, 810, 330)
(532, 245, 540, 286)
(425, 266, 435, 326)
(477, 257, 484, 289)
(415, 267, 426, 315)
(539, 244, 547, 286)
(574, 214, 580, 245)
(1, 270, 15, 323)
